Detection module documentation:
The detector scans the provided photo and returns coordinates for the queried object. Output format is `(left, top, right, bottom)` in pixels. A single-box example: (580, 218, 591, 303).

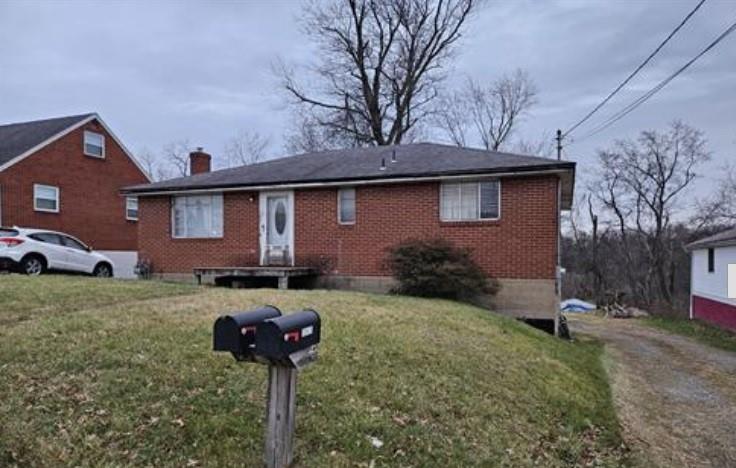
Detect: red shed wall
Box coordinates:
(692, 295, 736, 332)
(0, 119, 148, 250)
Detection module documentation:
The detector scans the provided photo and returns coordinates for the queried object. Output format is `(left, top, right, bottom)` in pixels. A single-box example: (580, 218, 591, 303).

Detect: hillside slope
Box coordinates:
(0, 277, 628, 466)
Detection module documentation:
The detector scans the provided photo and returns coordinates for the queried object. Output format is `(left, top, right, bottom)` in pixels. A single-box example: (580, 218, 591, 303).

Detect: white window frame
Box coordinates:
(439, 180, 501, 222)
(170, 194, 224, 239)
(126, 196, 139, 221)
(83, 130, 105, 158)
(337, 187, 356, 225)
(33, 184, 60, 213)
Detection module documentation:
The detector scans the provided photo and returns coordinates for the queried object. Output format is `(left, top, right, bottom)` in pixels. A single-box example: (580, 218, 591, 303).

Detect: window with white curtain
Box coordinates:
(338, 188, 356, 224)
(440, 181, 500, 221)
(171, 194, 223, 238)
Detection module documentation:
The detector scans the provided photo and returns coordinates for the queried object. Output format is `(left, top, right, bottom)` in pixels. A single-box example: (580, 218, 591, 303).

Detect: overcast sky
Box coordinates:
(1, 0, 734, 202)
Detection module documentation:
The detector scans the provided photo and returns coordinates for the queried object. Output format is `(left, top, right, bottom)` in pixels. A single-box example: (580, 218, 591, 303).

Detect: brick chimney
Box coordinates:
(189, 147, 211, 175)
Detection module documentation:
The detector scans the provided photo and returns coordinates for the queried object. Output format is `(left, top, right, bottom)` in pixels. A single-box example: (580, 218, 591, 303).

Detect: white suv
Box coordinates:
(0, 227, 114, 277)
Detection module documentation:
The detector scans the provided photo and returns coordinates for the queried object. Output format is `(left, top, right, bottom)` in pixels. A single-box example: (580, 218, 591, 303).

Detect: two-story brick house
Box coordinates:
(0, 113, 150, 276)
(125, 143, 575, 332)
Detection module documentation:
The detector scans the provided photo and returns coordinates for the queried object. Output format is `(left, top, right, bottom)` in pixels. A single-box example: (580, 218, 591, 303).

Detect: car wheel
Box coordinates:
(21, 255, 45, 276)
(93, 263, 113, 278)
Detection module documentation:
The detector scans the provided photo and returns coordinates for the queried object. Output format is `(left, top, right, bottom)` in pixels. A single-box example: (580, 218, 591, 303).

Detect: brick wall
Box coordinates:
(0, 119, 149, 250)
(138, 175, 559, 280)
(138, 192, 261, 272)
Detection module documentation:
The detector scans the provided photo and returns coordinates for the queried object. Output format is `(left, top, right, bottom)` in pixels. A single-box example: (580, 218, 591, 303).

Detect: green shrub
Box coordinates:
(387, 238, 500, 301)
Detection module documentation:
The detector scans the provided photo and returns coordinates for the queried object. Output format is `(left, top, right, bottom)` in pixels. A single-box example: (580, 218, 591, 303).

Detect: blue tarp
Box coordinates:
(561, 298, 596, 312)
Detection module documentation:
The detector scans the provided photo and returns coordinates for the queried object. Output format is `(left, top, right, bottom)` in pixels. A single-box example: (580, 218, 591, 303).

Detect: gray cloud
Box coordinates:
(1, 0, 734, 202)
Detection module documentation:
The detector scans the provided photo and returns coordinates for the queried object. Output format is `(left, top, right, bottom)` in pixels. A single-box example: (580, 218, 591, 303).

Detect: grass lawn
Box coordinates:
(0, 276, 629, 467)
(0, 274, 196, 326)
(642, 316, 736, 353)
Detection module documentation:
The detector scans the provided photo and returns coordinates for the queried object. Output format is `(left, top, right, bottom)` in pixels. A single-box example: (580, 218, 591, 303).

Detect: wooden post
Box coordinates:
(264, 365, 298, 468)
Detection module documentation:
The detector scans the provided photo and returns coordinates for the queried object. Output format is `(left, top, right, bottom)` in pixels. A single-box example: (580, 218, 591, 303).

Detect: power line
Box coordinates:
(572, 18, 736, 143)
(562, 0, 707, 138)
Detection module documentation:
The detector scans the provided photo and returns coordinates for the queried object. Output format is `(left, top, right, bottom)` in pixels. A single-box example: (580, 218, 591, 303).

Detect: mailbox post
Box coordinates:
(213, 306, 321, 468)
(265, 365, 297, 467)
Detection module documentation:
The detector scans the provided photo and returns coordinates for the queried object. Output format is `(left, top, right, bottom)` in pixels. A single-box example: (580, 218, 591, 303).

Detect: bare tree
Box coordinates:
(162, 140, 193, 177)
(281, 0, 477, 148)
(561, 192, 606, 304)
(510, 133, 554, 158)
(693, 164, 736, 227)
(136, 147, 174, 182)
(224, 130, 270, 167)
(283, 113, 358, 154)
(594, 121, 710, 308)
(136, 147, 158, 180)
(436, 69, 538, 150)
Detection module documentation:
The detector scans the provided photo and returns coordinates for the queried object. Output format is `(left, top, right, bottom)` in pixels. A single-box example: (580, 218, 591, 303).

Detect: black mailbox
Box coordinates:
(213, 305, 282, 361)
(256, 309, 321, 367)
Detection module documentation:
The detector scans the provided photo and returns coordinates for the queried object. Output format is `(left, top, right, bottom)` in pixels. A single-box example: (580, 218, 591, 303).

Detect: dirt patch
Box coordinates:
(569, 316, 736, 468)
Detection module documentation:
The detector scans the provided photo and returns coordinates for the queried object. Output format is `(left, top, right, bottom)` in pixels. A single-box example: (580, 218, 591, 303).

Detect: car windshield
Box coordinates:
(0, 228, 19, 237)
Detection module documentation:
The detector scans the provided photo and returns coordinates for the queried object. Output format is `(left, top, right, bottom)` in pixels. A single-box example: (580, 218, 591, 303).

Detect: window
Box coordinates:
(440, 181, 500, 221)
(29, 233, 63, 245)
(61, 235, 88, 251)
(33, 184, 59, 213)
(172, 194, 223, 238)
(338, 188, 356, 224)
(84, 130, 105, 158)
(708, 248, 715, 273)
(126, 197, 139, 221)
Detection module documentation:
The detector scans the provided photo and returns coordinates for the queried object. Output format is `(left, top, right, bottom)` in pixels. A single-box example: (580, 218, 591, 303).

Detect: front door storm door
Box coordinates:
(260, 191, 294, 266)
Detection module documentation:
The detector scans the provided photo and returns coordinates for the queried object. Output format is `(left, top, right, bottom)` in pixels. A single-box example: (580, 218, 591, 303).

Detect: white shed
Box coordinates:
(686, 227, 736, 331)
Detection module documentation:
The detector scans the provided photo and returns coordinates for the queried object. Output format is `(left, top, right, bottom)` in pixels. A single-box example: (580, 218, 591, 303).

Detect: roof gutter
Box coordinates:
(123, 167, 574, 197)
(685, 239, 736, 251)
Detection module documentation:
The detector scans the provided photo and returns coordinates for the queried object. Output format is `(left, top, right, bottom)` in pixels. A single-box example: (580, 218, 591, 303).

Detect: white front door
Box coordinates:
(259, 191, 294, 265)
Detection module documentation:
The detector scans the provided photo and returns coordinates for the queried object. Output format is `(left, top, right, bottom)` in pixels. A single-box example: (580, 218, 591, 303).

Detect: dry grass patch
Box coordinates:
(1, 277, 629, 466)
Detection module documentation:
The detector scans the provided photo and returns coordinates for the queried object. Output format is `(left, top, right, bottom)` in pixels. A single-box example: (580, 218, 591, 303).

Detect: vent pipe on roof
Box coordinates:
(391, 149, 397, 163)
(379, 157, 386, 171)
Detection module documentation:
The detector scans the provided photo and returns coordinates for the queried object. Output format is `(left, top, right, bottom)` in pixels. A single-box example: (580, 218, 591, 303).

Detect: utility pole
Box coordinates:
(556, 129, 563, 160)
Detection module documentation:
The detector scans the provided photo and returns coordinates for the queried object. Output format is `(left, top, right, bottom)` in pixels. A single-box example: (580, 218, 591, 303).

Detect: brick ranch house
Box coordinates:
(687, 227, 736, 331)
(124, 143, 575, 332)
(0, 113, 151, 277)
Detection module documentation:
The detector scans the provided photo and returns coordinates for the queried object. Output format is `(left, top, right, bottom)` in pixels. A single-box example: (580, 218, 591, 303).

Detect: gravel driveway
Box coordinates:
(568, 315, 736, 468)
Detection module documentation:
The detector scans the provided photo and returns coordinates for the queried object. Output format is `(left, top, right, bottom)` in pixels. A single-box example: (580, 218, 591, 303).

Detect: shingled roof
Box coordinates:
(124, 143, 576, 208)
(686, 227, 736, 250)
(0, 113, 95, 167)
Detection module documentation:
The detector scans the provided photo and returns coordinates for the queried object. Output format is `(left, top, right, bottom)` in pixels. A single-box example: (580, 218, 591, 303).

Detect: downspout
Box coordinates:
(556, 177, 562, 336)
(689, 251, 694, 320)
